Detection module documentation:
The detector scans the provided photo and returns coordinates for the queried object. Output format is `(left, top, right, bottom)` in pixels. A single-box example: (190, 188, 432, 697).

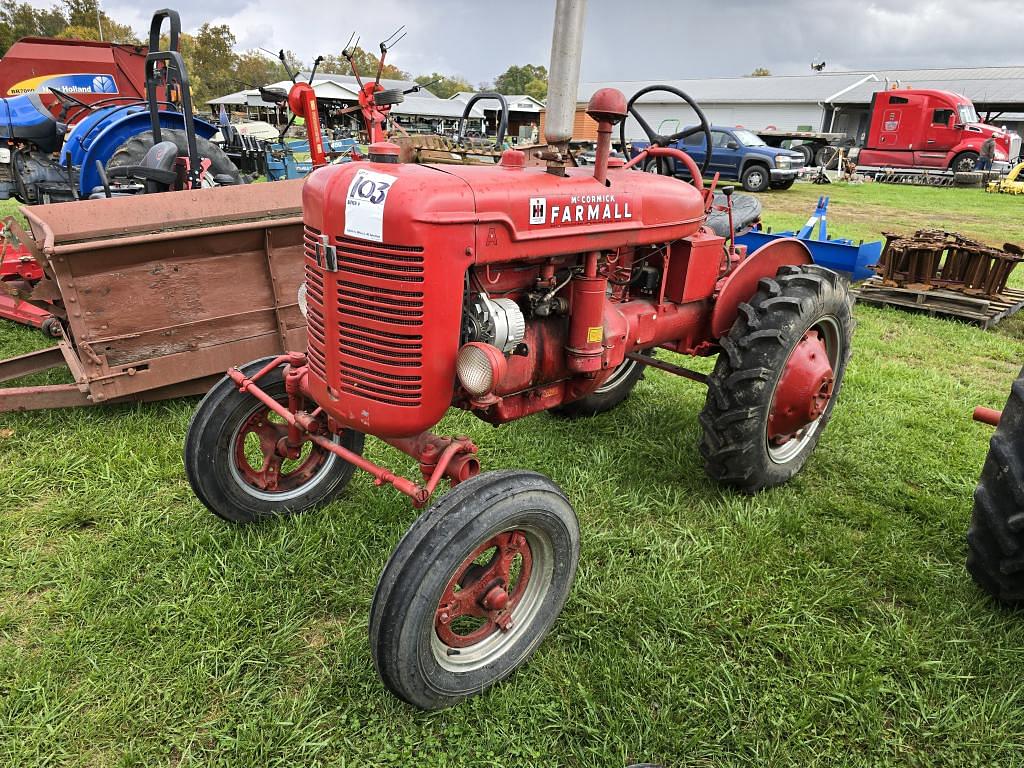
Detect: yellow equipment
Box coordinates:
(987, 162, 1024, 194)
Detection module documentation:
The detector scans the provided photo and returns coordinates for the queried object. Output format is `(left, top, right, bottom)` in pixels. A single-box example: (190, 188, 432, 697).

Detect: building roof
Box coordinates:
(300, 71, 433, 96)
(577, 72, 869, 105)
(578, 66, 1024, 108)
(208, 82, 483, 118)
(834, 67, 1024, 108)
(393, 95, 485, 119)
(450, 92, 545, 111)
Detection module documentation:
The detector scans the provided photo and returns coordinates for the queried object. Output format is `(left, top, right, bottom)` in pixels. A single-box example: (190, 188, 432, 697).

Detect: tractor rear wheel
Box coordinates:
(550, 353, 649, 418)
(184, 356, 364, 523)
(370, 470, 579, 710)
(699, 265, 853, 492)
(108, 128, 243, 187)
(966, 369, 1024, 604)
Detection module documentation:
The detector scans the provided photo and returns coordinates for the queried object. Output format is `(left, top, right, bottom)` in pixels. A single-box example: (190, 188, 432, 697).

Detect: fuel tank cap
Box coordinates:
(368, 141, 401, 163)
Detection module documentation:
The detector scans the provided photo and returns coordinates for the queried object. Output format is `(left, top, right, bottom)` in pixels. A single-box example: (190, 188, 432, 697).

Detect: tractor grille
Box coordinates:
(335, 237, 425, 406)
(303, 227, 327, 380)
(302, 226, 426, 407)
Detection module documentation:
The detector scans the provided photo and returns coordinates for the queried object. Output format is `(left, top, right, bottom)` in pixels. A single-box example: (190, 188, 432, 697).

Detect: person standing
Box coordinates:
(977, 136, 996, 171)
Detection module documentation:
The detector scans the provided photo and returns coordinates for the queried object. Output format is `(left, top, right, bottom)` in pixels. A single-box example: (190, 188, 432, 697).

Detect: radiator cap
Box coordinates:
(499, 149, 525, 168)
(369, 141, 401, 163)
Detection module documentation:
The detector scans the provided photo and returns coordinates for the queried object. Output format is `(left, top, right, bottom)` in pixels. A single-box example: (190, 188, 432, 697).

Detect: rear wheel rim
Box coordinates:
(227, 399, 338, 501)
(595, 358, 639, 394)
(766, 316, 842, 464)
(431, 524, 553, 672)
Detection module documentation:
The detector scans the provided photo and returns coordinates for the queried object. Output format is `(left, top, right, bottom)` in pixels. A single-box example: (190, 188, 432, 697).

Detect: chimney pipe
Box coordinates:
(544, 0, 587, 151)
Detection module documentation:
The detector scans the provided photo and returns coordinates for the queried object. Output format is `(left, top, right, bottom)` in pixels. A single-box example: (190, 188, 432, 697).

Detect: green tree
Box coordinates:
(524, 77, 547, 102)
(59, 0, 137, 42)
(413, 72, 471, 99)
(493, 64, 547, 95)
(319, 47, 408, 81)
(1, 0, 67, 56)
(750, 67, 771, 77)
(184, 23, 237, 106)
(234, 49, 296, 88)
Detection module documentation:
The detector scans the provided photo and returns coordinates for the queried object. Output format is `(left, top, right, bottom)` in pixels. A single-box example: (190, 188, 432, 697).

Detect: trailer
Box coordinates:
(755, 129, 848, 168)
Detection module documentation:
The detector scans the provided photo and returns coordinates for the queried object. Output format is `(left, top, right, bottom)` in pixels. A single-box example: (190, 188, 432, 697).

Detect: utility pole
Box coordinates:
(96, 1, 105, 41)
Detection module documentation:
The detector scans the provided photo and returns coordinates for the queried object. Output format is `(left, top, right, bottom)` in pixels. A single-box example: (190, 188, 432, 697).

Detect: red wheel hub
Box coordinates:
(768, 329, 834, 444)
(435, 531, 533, 649)
(232, 406, 330, 492)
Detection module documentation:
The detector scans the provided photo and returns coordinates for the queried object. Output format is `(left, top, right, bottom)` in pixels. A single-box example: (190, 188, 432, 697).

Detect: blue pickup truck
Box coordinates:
(631, 125, 805, 192)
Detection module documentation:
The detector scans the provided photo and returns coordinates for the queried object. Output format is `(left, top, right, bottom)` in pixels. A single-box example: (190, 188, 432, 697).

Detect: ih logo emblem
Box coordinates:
(529, 197, 546, 225)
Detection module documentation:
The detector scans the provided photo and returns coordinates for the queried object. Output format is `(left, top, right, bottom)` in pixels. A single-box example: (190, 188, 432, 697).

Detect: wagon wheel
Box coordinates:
(370, 470, 580, 710)
(699, 264, 854, 492)
(184, 356, 364, 523)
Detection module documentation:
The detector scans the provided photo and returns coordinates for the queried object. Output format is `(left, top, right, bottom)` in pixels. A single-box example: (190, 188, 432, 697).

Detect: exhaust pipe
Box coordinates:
(545, 0, 587, 154)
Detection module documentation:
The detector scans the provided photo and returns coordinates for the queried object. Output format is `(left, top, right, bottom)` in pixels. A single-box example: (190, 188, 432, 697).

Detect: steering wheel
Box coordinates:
(48, 87, 93, 123)
(621, 85, 712, 181)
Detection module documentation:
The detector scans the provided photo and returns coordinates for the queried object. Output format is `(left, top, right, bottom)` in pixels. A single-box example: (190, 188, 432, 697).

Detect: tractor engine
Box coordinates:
(301, 125, 718, 440)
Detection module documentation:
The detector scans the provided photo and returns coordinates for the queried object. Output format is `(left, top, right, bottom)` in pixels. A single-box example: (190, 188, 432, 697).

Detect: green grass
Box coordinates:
(2, 183, 1024, 767)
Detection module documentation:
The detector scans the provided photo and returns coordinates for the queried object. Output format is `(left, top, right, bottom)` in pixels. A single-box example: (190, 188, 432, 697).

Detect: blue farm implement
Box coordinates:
(737, 196, 882, 282)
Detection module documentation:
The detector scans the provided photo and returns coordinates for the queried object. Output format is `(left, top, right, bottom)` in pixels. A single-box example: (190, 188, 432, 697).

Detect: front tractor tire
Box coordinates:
(699, 265, 854, 492)
(370, 470, 580, 710)
(966, 369, 1024, 605)
(184, 357, 364, 524)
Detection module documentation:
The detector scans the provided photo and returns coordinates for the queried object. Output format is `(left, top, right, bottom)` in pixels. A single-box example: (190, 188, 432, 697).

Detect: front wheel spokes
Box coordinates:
(435, 531, 534, 648)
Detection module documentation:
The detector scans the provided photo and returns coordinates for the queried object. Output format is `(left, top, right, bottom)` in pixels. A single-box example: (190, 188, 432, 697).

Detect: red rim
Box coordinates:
(435, 531, 534, 649)
(232, 406, 331, 493)
(768, 328, 835, 445)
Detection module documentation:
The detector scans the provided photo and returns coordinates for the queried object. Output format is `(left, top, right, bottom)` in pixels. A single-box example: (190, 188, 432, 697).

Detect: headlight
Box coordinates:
(456, 342, 507, 401)
(775, 156, 790, 169)
(297, 283, 308, 320)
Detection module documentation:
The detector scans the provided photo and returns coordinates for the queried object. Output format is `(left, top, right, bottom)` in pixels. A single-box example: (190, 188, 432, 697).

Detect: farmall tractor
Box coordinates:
(184, 1, 854, 709)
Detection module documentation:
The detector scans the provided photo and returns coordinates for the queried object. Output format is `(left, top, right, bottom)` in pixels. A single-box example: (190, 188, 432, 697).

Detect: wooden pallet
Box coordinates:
(853, 277, 1024, 329)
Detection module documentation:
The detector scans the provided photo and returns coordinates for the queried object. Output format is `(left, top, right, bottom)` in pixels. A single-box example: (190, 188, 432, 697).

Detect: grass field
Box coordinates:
(2, 182, 1024, 767)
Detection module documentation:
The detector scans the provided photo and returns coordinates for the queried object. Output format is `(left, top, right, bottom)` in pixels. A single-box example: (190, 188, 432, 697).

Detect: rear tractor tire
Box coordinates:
(966, 369, 1024, 605)
(699, 264, 854, 492)
(550, 353, 650, 418)
(370, 470, 580, 710)
(184, 356, 364, 523)
(108, 128, 243, 188)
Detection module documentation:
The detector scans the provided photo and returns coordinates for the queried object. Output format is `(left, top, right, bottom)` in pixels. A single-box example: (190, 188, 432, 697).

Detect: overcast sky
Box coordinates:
(47, 0, 1024, 84)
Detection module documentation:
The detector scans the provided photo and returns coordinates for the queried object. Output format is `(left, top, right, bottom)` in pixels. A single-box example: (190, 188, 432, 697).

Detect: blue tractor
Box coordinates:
(0, 9, 241, 205)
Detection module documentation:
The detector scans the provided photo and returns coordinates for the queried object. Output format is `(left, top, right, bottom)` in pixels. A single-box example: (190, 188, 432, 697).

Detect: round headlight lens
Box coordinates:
(456, 344, 496, 396)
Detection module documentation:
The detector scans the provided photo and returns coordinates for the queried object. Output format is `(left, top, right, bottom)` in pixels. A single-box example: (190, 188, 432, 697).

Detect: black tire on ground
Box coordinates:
(814, 145, 843, 170)
(550, 353, 649, 418)
(954, 170, 984, 187)
(740, 164, 771, 192)
(793, 143, 816, 167)
(644, 156, 674, 177)
(966, 369, 1024, 605)
(699, 264, 854, 492)
(40, 316, 62, 338)
(107, 128, 243, 187)
(950, 151, 979, 174)
(370, 470, 580, 710)
(184, 356, 364, 524)
(770, 178, 796, 190)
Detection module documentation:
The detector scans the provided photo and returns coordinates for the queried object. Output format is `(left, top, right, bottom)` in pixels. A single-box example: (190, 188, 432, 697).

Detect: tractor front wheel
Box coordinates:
(184, 356, 364, 523)
(699, 265, 853, 492)
(966, 368, 1024, 604)
(370, 470, 580, 710)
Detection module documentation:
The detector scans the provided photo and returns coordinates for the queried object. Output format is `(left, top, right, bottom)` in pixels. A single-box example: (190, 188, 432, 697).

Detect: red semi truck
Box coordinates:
(759, 88, 1018, 174)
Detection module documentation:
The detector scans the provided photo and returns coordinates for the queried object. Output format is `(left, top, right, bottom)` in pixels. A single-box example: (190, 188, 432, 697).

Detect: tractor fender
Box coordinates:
(62, 107, 217, 197)
(710, 238, 813, 338)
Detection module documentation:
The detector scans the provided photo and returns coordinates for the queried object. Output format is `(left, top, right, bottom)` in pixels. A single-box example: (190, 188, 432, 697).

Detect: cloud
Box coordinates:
(36, 0, 1024, 86)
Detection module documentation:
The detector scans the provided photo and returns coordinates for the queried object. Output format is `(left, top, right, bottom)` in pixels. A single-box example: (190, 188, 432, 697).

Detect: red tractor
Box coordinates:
(185, 76, 854, 707)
